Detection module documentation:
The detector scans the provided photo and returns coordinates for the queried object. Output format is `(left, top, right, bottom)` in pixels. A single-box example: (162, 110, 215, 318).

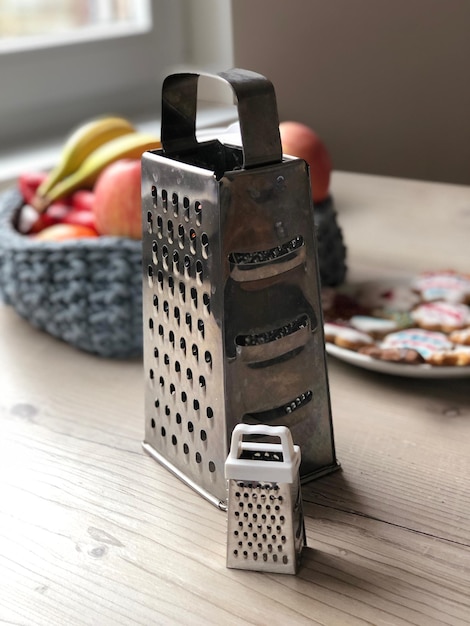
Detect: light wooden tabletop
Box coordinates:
(1, 171, 469, 625)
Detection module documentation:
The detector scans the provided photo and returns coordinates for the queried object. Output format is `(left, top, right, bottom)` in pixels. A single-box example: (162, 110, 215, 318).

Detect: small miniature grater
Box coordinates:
(225, 423, 306, 574)
(141, 68, 339, 509)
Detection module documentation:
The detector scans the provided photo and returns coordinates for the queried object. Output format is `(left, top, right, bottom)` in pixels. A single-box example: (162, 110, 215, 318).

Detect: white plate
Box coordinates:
(325, 342, 470, 378)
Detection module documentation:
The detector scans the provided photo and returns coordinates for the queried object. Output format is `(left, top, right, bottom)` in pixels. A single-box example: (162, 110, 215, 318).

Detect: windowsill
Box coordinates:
(0, 102, 238, 191)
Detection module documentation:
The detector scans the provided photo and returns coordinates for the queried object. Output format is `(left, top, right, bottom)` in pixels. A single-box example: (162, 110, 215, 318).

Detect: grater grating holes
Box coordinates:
(194, 201, 202, 226)
(229, 480, 292, 565)
(173, 250, 180, 273)
(147, 210, 153, 234)
(146, 186, 219, 482)
(151, 241, 158, 264)
(172, 193, 178, 216)
(167, 220, 174, 243)
(190, 287, 198, 308)
(201, 233, 209, 259)
(156, 215, 163, 238)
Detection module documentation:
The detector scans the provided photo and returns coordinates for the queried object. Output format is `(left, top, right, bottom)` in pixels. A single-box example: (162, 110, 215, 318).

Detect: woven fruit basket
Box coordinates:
(0, 185, 346, 359)
(0, 187, 143, 358)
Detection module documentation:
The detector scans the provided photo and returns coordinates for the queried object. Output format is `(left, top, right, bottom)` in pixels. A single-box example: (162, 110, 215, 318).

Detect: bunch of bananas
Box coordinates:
(33, 115, 161, 212)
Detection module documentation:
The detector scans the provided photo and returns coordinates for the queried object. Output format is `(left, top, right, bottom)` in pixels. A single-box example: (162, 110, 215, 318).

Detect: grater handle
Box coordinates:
(228, 423, 297, 465)
(161, 68, 283, 169)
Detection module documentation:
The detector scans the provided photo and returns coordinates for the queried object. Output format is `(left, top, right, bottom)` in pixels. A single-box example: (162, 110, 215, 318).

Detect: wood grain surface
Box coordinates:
(1, 172, 469, 625)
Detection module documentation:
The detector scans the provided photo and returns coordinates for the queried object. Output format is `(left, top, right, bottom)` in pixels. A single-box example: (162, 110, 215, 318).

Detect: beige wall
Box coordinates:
(231, 0, 470, 184)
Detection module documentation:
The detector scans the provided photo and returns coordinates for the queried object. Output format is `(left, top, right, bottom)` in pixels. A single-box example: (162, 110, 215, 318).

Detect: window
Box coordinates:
(0, 0, 152, 50)
(0, 1, 186, 148)
(0, 0, 235, 182)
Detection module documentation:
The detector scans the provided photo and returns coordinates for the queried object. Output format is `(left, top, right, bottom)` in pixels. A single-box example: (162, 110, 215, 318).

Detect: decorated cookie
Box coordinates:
(427, 346, 470, 367)
(411, 302, 470, 333)
(449, 327, 470, 346)
(349, 315, 398, 339)
(380, 328, 453, 361)
(358, 345, 425, 365)
(412, 270, 470, 304)
(324, 322, 374, 351)
(355, 280, 421, 312)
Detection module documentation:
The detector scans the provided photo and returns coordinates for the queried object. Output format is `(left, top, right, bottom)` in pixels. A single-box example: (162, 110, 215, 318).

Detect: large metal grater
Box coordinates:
(141, 68, 339, 509)
(225, 424, 306, 574)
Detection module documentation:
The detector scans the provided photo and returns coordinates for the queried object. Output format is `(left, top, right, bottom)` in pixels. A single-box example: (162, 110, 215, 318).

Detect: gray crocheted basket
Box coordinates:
(0, 188, 143, 358)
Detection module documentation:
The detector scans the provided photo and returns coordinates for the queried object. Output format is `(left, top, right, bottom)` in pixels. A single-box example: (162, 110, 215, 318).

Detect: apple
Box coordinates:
(62, 208, 98, 230)
(18, 171, 48, 205)
(71, 190, 95, 213)
(92, 159, 142, 239)
(34, 223, 99, 241)
(279, 121, 332, 203)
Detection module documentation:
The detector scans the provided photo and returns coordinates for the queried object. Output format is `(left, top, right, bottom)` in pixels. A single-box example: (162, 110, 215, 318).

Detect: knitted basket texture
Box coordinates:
(0, 188, 143, 358)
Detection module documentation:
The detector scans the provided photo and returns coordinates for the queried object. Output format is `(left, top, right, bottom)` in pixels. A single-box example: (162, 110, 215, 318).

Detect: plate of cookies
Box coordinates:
(322, 270, 470, 378)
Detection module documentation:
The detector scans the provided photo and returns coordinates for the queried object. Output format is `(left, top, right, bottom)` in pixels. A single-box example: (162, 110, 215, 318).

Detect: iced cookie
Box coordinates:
(381, 328, 453, 362)
(355, 280, 421, 312)
(324, 322, 374, 351)
(427, 346, 470, 367)
(349, 315, 398, 339)
(358, 345, 425, 365)
(411, 302, 470, 333)
(449, 327, 470, 346)
(413, 270, 470, 304)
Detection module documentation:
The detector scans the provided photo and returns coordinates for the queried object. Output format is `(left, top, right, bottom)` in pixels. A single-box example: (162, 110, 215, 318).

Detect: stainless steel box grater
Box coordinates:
(225, 424, 306, 574)
(141, 68, 338, 509)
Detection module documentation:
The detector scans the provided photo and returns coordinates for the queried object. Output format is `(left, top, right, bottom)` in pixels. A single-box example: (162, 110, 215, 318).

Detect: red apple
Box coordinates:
(18, 171, 48, 205)
(92, 159, 142, 239)
(71, 190, 95, 213)
(34, 224, 99, 241)
(279, 121, 332, 203)
(62, 209, 98, 231)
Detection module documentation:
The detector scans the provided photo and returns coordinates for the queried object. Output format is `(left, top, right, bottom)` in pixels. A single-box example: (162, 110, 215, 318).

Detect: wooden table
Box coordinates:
(1, 172, 469, 625)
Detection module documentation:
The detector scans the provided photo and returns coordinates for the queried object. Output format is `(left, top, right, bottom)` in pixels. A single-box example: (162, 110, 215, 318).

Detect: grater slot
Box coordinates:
(235, 314, 312, 364)
(229, 236, 305, 282)
(243, 390, 313, 427)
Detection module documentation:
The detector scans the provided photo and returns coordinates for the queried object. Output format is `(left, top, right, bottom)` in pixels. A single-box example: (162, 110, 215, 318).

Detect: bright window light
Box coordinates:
(0, 0, 152, 52)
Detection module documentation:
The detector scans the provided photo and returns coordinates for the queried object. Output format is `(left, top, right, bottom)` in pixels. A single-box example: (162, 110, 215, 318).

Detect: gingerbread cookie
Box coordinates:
(349, 315, 398, 339)
(380, 328, 453, 362)
(324, 322, 373, 351)
(449, 327, 470, 346)
(412, 270, 470, 304)
(411, 302, 470, 333)
(358, 345, 425, 365)
(355, 280, 420, 312)
(427, 346, 470, 367)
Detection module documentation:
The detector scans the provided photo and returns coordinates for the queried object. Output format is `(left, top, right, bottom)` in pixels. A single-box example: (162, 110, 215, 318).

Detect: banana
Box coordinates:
(36, 115, 136, 200)
(34, 132, 161, 210)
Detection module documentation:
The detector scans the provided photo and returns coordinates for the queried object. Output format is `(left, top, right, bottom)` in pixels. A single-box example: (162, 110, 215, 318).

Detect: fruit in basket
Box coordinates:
(71, 190, 95, 213)
(279, 121, 332, 203)
(18, 171, 48, 205)
(33, 132, 160, 212)
(28, 201, 71, 234)
(92, 159, 142, 239)
(33, 223, 99, 241)
(36, 115, 136, 200)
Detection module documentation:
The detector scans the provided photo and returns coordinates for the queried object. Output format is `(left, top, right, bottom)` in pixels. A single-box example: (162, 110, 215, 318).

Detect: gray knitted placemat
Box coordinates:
(0, 188, 143, 358)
